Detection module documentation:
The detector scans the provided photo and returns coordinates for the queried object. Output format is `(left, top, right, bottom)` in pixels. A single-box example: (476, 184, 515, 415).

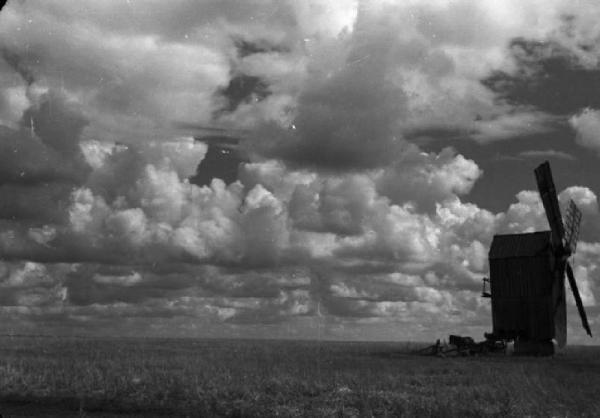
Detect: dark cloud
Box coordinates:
(0, 93, 90, 188)
(0, 183, 72, 223)
(482, 37, 600, 115)
(0, 129, 81, 187)
(25, 93, 88, 154)
(1, 48, 35, 85)
(190, 141, 244, 186)
(0, 93, 90, 233)
(252, 6, 407, 171)
(65, 267, 192, 306)
(234, 38, 289, 58)
(217, 74, 270, 113)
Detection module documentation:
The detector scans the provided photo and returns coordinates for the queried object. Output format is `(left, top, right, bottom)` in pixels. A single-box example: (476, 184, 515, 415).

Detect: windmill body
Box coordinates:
(485, 161, 591, 356)
(488, 231, 562, 355)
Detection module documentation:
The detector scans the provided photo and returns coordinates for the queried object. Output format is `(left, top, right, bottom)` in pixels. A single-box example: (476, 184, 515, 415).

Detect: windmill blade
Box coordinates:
(534, 161, 565, 250)
(566, 261, 593, 337)
(564, 199, 582, 254)
(554, 280, 567, 348)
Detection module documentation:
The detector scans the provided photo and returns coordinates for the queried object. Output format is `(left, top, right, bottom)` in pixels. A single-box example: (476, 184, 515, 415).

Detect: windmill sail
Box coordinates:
(554, 286, 567, 348)
(564, 199, 582, 254)
(566, 262, 593, 337)
(535, 161, 592, 343)
(534, 161, 565, 250)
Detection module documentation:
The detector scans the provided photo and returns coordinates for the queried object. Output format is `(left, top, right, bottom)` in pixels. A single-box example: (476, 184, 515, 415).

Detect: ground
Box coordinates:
(0, 336, 598, 417)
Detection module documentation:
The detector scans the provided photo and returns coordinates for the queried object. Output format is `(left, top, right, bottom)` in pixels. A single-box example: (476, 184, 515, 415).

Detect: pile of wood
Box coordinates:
(416, 335, 506, 357)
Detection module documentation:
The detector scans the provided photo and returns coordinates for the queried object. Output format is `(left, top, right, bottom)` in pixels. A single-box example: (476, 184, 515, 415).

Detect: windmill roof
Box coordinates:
(489, 231, 551, 259)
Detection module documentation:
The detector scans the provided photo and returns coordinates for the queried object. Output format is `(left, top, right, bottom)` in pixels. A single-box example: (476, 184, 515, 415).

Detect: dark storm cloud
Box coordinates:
(251, 5, 407, 171)
(1, 48, 35, 85)
(250, 0, 545, 170)
(0, 128, 84, 188)
(0, 92, 91, 236)
(190, 141, 244, 186)
(216, 74, 271, 114)
(23, 96, 87, 156)
(0, 93, 90, 188)
(255, 59, 404, 171)
(0, 183, 72, 223)
(482, 37, 600, 115)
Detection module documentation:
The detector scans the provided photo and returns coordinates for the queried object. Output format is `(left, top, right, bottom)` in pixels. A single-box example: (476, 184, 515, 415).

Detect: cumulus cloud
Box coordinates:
(0, 139, 501, 333)
(569, 108, 600, 154)
(0, 113, 594, 338)
(0, 0, 359, 145)
(375, 146, 482, 211)
(246, 0, 599, 169)
(1, 0, 600, 341)
(0, 261, 68, 308)
(559, 186, 600, 241)
(0, 54, 30, 129)
(493, 186, 600, 240)
(0, 2, 231, 142)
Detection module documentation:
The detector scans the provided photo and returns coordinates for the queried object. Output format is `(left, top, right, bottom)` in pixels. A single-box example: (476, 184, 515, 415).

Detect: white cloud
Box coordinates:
(376, 146, 483, 211)
(497, 190, 548, 233)
(2, 0, 600, 341)
(2, 262, 48, 288)
(470, 111, 557, 143)
(560, 186, 599, 216)
(69, 188, 111, 234)
(105, 208, 149, 247)
(559, 186, 600, 241)
(569, 108, 600, 154)
(79, 140, 116, 170)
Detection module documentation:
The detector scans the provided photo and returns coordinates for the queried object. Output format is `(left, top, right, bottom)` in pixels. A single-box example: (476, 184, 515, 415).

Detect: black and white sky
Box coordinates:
(1, 0, 600, 342)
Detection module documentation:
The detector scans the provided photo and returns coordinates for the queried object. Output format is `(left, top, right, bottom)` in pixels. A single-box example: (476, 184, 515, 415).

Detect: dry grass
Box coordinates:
(0, 336, 599, 417)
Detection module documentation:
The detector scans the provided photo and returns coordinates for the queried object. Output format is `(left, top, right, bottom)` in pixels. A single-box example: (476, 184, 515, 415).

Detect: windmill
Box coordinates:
(485, 161, 592, 355)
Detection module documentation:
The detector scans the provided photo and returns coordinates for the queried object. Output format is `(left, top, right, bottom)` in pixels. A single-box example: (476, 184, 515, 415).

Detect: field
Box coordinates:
(0, 337, 599, 417)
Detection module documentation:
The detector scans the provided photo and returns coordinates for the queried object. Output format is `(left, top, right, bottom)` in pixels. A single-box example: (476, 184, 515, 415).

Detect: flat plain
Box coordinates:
(0, 336, 599, 417)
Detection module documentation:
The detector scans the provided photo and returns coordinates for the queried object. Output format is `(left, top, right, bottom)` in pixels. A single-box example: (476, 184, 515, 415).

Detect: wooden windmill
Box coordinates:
(485, 161, 592, 355)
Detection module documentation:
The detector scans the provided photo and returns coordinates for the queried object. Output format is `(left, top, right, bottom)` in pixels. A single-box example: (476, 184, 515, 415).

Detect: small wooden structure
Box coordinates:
(488, 232, 556, 354)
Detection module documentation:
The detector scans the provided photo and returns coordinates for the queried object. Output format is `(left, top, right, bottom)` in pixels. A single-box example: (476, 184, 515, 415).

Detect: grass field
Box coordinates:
(0, 336, 599, 417)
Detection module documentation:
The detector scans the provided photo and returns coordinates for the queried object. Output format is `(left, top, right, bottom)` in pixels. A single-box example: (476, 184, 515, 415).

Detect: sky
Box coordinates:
(1, 0, 600, 343)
